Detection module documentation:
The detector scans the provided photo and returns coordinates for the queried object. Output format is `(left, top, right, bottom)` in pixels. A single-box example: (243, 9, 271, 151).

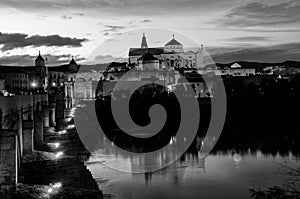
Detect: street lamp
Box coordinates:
(31, 81, 37, 88)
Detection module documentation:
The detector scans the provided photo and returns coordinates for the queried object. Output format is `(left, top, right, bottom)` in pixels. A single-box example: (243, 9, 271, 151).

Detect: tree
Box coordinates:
(249, 163, 300, 199)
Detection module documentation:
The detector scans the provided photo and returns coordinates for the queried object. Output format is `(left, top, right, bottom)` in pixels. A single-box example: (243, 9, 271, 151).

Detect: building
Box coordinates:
(0, 53, 80, 96)
(128, 33, 205, 69)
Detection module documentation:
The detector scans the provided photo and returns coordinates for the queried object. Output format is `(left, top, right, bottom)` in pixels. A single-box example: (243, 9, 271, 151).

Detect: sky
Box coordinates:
(0, 0, 299, 65)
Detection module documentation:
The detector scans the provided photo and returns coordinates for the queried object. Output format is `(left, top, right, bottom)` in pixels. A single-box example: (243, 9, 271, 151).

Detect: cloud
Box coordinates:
(61, 15, 72, 19)
(93, 54, 126, 63)
(104, 25, 126, 32)
(72, 13, 85, 17)
(217, 0, 300, 28)
(102, 25, 126, 36)
(220, 36, 271, 42)
(140, 19, 151, 23)
(208, 42, 300, 63)
(0, 32, 88, 51)
(0, 0, 238, 16)
(0, 54, 85, 66)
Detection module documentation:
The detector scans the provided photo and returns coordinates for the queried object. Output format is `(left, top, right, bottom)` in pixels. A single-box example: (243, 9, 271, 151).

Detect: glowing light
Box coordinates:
(58, 130, 67, 135)
(67, 124, 75, 129)
(53, 182, 62, 188)
(66, 118, 72, 122)
(31, 82, 37, 87)
(55, 152, 63, 158)
(47, 188, 53, 193)
(54, 143, 60, 148)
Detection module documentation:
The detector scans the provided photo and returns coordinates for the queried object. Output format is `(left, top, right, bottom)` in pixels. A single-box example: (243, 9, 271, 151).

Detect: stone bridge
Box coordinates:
(0, 93, 102, 198)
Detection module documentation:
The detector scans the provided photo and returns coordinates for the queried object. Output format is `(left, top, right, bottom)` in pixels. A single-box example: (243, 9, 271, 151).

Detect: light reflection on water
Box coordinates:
(74, 104, 299, 199)
(87, 148, 299, 199)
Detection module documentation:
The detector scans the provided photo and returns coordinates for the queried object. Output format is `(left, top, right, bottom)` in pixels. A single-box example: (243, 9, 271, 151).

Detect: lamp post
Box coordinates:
(31, 81, 37, 111)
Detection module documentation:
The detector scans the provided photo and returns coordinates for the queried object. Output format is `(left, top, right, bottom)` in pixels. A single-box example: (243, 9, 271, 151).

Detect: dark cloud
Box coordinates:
(0, 0, 237, 16)
(208, 42, 300, 63)
(0, 54, 85, 66)
(61, 15, 72, 19)
(102, 25, 126, 36)
(93, 54, 126, 63)
(140, 19, 151, 23)
(217, 0, 300, 28)
(104, 25, 126, 32)
(0, 32, 88, 51)
(72, 13, 85, 17)
(220, 36, 271, 42)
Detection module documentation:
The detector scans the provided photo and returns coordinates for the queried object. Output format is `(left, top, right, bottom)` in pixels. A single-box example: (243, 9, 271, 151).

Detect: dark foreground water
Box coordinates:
(76, 86, 300, 199)
(87, 147, 298, 199)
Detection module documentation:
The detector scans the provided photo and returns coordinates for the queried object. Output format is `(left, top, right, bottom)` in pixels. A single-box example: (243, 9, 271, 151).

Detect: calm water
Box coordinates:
(73, 102, 299, 199)
(87, 147, 299, 199)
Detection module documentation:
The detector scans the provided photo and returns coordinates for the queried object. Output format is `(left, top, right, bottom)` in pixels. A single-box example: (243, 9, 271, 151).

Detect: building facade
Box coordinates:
(129, 33, 205, 70)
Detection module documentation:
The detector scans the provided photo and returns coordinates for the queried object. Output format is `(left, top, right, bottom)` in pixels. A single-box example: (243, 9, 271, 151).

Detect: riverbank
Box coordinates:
(8, 114, 104, 199)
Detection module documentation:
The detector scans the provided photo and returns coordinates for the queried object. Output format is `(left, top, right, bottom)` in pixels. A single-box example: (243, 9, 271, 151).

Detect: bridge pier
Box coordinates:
(0, 130, 18, 191)
(34, 99, 44, 149)
(49, 104, 56, 127)
(22, 120, 34, 154)
(55, 95, 66, 130)
(42, 105, 50, 128)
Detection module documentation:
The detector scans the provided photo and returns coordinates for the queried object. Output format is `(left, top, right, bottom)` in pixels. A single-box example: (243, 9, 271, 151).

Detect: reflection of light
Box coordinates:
(48, 142, 60, 148)
(54, 143, 60, 148)
(169, 137, 173, 145)
(58, 130, 67, 135)
(53, 182, 62, 188)
(66, 118, 72, 122)
(183, 137, 186, 142)
(55, 152, 63, 158)
(67, 124, 75, 129)
(233, 153, 241, 163)
(233, 153, 242, 168)
(47, 188, 53, 193)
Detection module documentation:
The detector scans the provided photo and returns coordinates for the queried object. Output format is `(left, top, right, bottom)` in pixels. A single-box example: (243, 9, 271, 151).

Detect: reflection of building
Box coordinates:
(129, 33, 205, 69)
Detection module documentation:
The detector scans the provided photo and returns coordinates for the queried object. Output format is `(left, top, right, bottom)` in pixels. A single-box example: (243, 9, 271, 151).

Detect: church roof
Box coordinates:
(165, 35, 183, 46)
(165, 38, 182, 46)
(129, 48, 164, 56)
(138, 51, 158, 61)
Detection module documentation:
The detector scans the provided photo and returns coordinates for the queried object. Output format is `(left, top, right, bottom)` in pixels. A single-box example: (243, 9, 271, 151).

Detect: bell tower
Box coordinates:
(141, 33, 148, 48)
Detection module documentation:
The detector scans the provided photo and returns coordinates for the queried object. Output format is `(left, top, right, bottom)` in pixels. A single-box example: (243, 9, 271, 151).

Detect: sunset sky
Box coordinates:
(0, 0, 299, 65)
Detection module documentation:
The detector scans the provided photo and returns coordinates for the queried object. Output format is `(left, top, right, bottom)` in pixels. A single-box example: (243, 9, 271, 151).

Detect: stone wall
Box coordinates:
(0, 130, 18, 190)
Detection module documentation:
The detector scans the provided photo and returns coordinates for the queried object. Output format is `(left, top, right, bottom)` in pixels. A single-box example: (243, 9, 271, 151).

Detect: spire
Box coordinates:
(35, 50, 44, 61)
(69, 56, 77, 65)
(173, 34, 174, 39)
(141, 32, 148, 48)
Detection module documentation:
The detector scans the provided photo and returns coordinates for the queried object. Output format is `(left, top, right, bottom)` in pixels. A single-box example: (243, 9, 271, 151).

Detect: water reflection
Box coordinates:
(73, 101, 300, 199)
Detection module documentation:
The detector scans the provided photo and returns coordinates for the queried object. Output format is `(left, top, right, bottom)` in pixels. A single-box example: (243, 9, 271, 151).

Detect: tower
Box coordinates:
(141, 33, 148, 48)
(35, 51, 45, 73)
(34, 51, 47, 89)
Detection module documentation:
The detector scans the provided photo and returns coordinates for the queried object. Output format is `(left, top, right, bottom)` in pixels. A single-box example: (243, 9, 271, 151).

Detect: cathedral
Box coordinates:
(129, 33, 204, 70)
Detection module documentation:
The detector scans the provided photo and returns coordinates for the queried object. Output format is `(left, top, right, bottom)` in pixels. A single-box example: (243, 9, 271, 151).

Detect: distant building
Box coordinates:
(129, 33, 205, 69)
(0, 53, 80, 95)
